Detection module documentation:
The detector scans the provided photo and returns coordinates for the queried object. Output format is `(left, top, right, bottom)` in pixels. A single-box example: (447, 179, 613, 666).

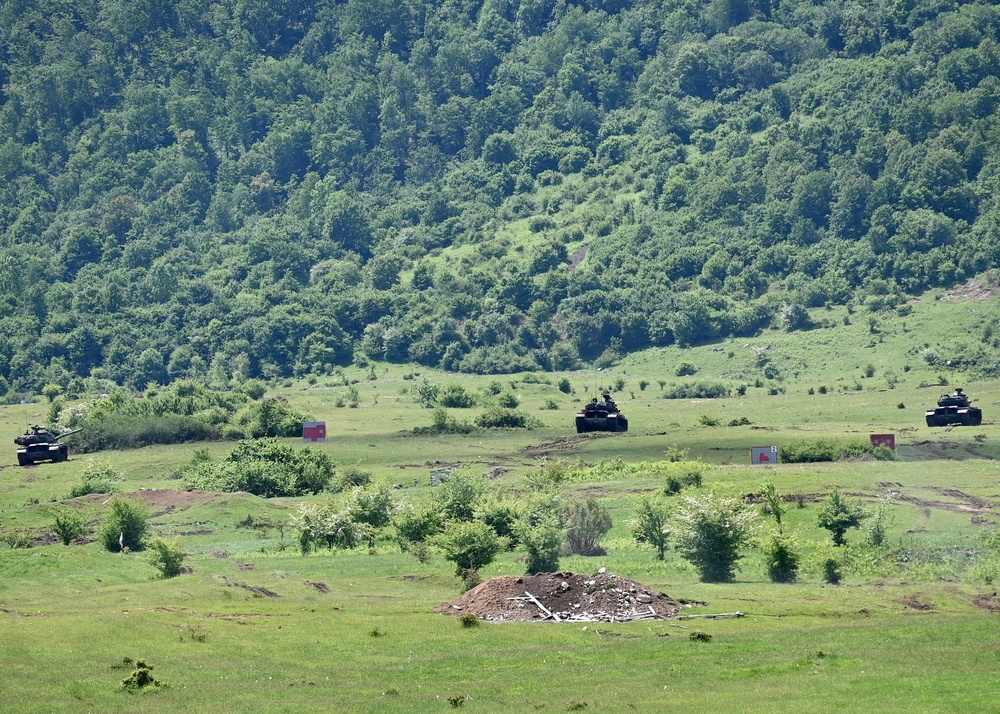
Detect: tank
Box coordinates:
(576, 393, 628, 433)
(925, 388, 982, 427)
(14, 425, 82, 466)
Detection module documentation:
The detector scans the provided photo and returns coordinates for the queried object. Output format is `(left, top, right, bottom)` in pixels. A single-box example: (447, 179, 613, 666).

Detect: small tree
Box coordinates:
(147, 537, 185, 578)
(347, 484, 396, 549)
(759, 479, 785, 528)
(98, 497, 150, 552)
(42, 384, 63, 403)
(866, 492, 895, 547)
(632, 496, 670, 560)
(433, 471, 485, 522)
(433, 520, 508, 576)
(51, 510, 87, 545)
(564, 499, 612, 556)
(517, 516, 564, 574)
(763, 531, 800, 583)
(817, 490, 866, 546)
(673, 494, 758, 582)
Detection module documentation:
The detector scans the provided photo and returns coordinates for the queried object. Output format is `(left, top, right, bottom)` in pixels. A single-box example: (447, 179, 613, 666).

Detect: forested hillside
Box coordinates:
(2, 0, 1000, 397)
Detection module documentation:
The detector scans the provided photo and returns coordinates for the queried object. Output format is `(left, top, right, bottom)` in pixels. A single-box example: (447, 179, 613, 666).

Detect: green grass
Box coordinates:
(1, 291, 1000, 711)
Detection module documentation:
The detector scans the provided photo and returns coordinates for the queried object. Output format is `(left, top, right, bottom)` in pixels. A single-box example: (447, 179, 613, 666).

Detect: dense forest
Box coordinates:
(2, 0, 1000, 397)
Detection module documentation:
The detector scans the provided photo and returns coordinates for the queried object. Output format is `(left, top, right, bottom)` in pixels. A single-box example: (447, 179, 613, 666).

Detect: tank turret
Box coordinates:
(925, 388, 982, 427)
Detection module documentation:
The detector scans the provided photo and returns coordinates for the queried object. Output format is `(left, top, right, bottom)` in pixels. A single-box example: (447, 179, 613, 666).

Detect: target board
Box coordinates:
(302, 422, 327, 442)
(751, 446, 779, 464)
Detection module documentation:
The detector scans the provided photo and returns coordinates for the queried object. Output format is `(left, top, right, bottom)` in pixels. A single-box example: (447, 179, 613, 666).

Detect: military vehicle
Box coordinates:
(925, 388, 982, 427)
(576, 393, 628, 433)
(14, 425, 82, 466)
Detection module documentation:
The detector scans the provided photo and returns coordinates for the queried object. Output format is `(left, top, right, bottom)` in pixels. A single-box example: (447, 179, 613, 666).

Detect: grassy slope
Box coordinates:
(1, 289, 1000, 711)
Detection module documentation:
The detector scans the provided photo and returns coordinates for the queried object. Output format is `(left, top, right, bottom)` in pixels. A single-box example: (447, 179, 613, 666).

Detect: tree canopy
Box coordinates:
(3, 0, 1000, 394)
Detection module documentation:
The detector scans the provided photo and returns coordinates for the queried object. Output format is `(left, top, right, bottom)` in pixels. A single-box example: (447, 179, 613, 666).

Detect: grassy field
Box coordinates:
(1, 291, 1000, 712)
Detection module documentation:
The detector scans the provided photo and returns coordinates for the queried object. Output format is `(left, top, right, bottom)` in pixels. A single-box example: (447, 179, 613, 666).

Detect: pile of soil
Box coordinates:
(435, 571, 683, 623)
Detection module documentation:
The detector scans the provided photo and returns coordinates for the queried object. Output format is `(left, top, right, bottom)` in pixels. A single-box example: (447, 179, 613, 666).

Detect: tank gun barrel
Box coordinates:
(53, 428, 83, 442)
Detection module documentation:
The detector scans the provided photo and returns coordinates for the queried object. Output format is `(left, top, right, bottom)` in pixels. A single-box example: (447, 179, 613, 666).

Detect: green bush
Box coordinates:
(662, 382, 731, 399)
(51, 510, 87, 545)
(69, 460, 126, 498)
(433, 521, 509, 576)
(675, 362, 698, 376)
(818, 490, 867, 546)
(72, 414, 220, 453)
(437, 384, 477, 408)
(564, 499, 612, 556)
(517, 517, 564, 574)
(147, 537, 185, 578)
(98, 497, 150, 552)
(764, 532, 800, 583)
(412, 407, 475, 434)
(780, 438, 898, 463)
(673, 494, 758, 582)
(230, 398, 312, 438)
(394, 503, 446, 549)
(475, 406, 532, 428)
(182, 438, 333, 497)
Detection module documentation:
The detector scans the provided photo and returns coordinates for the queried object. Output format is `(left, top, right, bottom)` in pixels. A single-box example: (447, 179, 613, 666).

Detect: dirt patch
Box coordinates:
(307, 581, 331, 594)
(519, 434, 615, 458)
(131, 488, 219, 509)
(568, 246, 589, 272)
(901, 595, 935, 611)
(435, 571, 683, 623)
(222, 576, 279, 598)
(894, 486, 993, 516)
(940, 273, 1000, 300)
(973, 593, 1000, 612)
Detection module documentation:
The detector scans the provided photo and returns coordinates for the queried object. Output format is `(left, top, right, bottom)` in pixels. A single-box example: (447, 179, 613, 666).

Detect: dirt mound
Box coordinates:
(436, 571, 683, 623)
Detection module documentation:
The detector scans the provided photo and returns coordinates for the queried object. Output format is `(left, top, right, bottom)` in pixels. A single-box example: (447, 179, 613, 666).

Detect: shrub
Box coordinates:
(817, 490, 866, 546)
(290, 502, 366, 554)
(346, 484, 396, 547)
(475, 406, 530, 428)
(52, 510, 87, 545)
(517, 516, 564, 574)
(662, 381, 731, 399)
(412, 407, 475, 434)
(664, 471, 702, 495)
(764, 532, 800, 583)
(474, 494, 521, 546)
(182, 438, 333, 497)
(72, 414, 220, 452)
(632, 496, 670, 560)
(564, 499, 612, 556)
(675, 362, 697, 376)
(780, 438, 897, 463)
(333, 466, 372, 492)
(98, 497, 150, 552)
(231, 397, 312, 438)
(147, 537, 185, 578)
(496, 391, 520, 408)
(697, 414, 721, 426)
(433, 471, 485, 522)
(438, 384, 477, 408)
(433, 521, 509, 576)
(69, 460, 126, 497)
(239, 379, 268, 400)
(673, 494, 758, 582)
(823, 557, 842, 584)
(557, 377, 572, 394)
(394, 503, 446, 549)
